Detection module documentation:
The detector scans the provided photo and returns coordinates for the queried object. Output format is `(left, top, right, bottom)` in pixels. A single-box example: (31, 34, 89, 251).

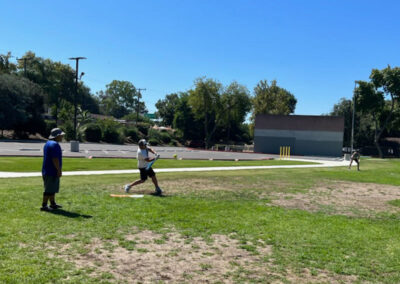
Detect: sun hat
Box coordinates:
(48, 128, 65, 139)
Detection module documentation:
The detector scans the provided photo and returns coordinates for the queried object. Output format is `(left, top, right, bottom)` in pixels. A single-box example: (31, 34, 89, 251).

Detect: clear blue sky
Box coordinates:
(1, 0, 399, 115)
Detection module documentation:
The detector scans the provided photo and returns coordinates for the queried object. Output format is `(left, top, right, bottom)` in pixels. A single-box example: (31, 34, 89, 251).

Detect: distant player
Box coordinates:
(348, 150, 360, 171)
(124, 139, 162, 195)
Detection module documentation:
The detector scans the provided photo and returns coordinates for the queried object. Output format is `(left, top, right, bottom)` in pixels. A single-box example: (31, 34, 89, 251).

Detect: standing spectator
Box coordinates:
(41, 128, 65, 211)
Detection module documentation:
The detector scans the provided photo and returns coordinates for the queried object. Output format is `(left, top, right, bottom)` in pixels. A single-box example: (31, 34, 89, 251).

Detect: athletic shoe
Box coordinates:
(50, 204, 62, 209)
(155, 186, 163, 195)
(40, 206, 53, 212)
(124, 184, 131, 193)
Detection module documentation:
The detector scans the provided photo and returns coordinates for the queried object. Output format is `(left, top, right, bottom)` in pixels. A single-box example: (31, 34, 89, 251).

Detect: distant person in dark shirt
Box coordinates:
(348, 150, 360, 171)
(41, 128, 65, 211)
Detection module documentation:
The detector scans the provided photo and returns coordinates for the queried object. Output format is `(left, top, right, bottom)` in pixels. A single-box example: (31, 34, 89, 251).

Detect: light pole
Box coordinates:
(350, 81, 358, 154)
(69, 57, 86, 152)
(17, 56, 33, 77)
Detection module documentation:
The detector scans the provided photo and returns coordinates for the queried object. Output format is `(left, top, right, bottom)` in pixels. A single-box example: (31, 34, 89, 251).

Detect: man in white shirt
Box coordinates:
(124, 139, 163, 195)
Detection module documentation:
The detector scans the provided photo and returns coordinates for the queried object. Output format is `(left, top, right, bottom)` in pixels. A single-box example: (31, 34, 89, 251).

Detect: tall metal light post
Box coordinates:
(350, 81, 358, 154)
(69, 57, 86, 152)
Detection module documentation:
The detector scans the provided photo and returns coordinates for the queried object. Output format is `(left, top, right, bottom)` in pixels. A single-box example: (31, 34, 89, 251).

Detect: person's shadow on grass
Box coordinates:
(48, 209, 92, 219)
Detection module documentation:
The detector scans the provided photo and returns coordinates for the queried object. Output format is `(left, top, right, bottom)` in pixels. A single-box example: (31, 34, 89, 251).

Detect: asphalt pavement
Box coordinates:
(0, 140, 342, 161)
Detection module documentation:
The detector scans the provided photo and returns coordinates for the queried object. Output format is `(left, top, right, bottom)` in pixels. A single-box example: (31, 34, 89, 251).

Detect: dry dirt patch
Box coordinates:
(54, 229, 358, 283)
(112, 177, 295, 197)
(269, 181, 400, 217)
(65, 230, 272, 283)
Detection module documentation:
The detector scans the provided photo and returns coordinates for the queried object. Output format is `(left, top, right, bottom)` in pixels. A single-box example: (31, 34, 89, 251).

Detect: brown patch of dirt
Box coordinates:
(269, 181, 400, 217)
(54, 229, 358, 283)
(116, 178, 296, 197)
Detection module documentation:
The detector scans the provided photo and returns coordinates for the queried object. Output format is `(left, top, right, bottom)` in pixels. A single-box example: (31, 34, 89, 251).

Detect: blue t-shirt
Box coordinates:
(42, 140, 62, 176)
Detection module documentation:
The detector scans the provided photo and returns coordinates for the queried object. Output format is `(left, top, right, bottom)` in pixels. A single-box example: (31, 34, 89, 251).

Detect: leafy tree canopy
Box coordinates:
(355, 65, 400, 157)
(98, 80, 147, 119)
(0, 74, 45, 136)
(253, 79, 297, 117)
(155, 93, 180, 126)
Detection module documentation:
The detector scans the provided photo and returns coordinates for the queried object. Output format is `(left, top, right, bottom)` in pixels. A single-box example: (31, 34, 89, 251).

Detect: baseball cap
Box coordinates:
(138, 139, 147, 146)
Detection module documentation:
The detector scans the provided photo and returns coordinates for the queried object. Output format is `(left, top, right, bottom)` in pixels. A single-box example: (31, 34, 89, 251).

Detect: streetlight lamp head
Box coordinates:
(69, 57, 87, 60)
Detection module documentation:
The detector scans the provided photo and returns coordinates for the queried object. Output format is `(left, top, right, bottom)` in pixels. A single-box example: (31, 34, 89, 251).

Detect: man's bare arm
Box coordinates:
(52, 157, 62, 177)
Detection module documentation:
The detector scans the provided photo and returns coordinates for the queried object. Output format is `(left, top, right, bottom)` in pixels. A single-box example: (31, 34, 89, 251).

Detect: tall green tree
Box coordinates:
(329, 97, 375, 149)
(155, 93, 180, 126)
(253, 80, 297, 117)
(330, 98, 353, 147)
(0, 74, 45, 137)
(173, 93, 200, 141)
(189, 77, 223, 148)
(219, 81, 252, 142)
(355, 66, 400, 158)
(99, 80, 146, 119)
(0, 52, 17, 74)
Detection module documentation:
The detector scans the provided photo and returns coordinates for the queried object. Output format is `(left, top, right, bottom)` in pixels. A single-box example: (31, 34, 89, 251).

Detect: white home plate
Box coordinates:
(130, 195, 144, 198)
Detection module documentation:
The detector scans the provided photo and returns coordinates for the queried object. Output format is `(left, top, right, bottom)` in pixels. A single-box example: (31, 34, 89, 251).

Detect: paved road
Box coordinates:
(0, 158, 349, 178)
(0, 141, 342, 161)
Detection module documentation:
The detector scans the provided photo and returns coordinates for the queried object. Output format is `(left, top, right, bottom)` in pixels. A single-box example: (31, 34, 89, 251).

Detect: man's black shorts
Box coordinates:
(139, 167, 155, 181)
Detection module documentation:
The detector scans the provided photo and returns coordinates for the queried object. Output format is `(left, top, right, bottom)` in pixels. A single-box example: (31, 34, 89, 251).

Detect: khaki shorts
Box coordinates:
(43, 175, 60, 194)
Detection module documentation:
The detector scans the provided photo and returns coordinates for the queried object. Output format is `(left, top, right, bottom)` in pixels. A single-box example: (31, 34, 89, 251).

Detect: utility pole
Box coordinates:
(136, 88, 146, 125)
(69, 57, 86, 152)
(17, 57, 33, 77)
(351, 81, 358, 154)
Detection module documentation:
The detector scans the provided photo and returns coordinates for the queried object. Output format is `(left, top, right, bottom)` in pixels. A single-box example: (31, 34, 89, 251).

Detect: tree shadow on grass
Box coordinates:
(48, 209, 92, 219)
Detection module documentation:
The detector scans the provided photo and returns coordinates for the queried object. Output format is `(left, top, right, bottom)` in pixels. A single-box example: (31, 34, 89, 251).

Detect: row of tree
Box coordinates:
(0, 51, 150, 139)
(330, 66, 400, 157)
(155, 78, 297, 148)
(1, 51, 299, 147)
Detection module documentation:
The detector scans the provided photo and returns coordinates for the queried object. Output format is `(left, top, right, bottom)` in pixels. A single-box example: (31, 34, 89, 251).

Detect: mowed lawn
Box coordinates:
(1, 159, 400, 283)
(0, 156, 315, 172)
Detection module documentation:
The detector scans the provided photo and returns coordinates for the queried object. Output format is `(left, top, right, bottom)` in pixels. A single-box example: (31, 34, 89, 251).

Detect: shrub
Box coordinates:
(137, 122, 150, 136)
(124, 127, 140, 142)
(147, 128, 162, 144)
(97, 118, 123, 144)
(64, 122, 75, 141)
(148, 138, 159, 146)
(169, 139, 179, 146)
(84, 123, 102, 142)
(160, 132, 172, 144)
(103, 127, 121, 144)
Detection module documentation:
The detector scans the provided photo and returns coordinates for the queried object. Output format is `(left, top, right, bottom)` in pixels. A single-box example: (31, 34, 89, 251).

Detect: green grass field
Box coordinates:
(1, 159, 400, 283)
(0, 156, 315, 172)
